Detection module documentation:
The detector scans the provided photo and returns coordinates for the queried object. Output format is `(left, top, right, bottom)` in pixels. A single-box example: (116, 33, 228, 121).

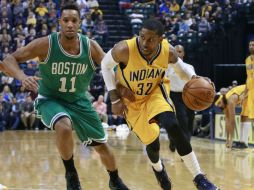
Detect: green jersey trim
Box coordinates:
(57, 33, 83, 58)
(39, 35, 52, 65)
(82, 137, 107, 146)
(50, 112, 73, 130)
(87, 38, 96, 70)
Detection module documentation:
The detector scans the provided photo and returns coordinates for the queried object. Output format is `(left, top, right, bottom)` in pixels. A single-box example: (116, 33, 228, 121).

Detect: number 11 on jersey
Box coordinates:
(59, 77, 76, 92)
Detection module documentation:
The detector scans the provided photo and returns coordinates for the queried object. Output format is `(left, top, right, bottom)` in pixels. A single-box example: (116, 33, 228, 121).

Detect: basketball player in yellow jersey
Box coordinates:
(215, 85, 246, 149)
(237, 39, 254, 148)
(101, 19, 219, 190)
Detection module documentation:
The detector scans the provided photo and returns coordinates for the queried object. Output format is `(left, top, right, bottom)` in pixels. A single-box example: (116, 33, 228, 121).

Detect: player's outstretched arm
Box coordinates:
(90, 39, 105, 66)
(101, 41, 129, 116)
(1, 37, 48, 91)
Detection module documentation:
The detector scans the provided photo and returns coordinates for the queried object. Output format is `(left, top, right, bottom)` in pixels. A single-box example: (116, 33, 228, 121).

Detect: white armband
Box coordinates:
(171, 58, 196, 80)
(101, 49, 119, 91)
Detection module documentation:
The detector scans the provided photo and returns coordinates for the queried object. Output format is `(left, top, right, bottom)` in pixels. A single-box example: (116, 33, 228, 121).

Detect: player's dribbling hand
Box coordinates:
(116, 83, 135, 102)
(21, 76, 41, 92)
(192, 75, 215, 90)
(111, 99, 128, 117)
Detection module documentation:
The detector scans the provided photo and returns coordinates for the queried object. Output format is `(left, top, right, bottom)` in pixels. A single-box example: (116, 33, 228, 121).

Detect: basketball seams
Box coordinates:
(184, 92, 196, 110)
(186, 87, 215, 90)
(187, 91, 214, 103)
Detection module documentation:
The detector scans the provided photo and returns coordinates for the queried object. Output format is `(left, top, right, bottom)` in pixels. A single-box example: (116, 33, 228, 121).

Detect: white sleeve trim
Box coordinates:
(101, 49, 119, 91)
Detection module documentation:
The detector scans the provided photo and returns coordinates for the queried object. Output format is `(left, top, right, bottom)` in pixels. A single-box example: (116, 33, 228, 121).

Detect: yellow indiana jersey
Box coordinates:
(225, 85, 246, 104)
(215, 85, 246, 106)
(116, 37, 169, 101)
(246, 56, 254, 89)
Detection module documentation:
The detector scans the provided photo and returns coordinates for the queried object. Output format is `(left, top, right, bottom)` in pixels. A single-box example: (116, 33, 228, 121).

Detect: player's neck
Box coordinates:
(250, 54, 254, 60)
(59, 33, 79, 51)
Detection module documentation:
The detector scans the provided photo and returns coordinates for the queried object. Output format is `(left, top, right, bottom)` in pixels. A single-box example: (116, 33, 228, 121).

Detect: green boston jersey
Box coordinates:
(38, 32, 96, 103)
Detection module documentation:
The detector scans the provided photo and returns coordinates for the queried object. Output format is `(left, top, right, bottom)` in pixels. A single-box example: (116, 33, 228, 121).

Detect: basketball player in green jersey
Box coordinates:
(0, 3, 129, 190)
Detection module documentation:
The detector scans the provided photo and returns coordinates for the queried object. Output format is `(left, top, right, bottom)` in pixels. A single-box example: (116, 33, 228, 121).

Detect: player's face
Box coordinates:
(139, 28, 163, 56)
(249, 41, 254, 54)
(175, 47, 185, 59)
(59, 10, 81, 40)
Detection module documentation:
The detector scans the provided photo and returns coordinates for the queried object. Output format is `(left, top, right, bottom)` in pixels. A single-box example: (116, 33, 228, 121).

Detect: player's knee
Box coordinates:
(146, 138, 160, 153)
(94, 143, 111, 156)
(157, 112, 178, 134)
(146, 138, 160, 163)
(54, 117, 72, 137)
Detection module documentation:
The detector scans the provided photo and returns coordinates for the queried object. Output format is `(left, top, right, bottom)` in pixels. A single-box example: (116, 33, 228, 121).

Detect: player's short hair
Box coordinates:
(249, 38, 254, 43)
(60, 2, 80, 18)
(141, 19, 164, 36)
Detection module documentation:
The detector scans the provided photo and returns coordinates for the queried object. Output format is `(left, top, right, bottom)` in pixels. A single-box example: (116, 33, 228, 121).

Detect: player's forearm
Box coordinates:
(172, 58, 196, 80)
(101, 49, 120, 101)
(2, 55, 27, 81)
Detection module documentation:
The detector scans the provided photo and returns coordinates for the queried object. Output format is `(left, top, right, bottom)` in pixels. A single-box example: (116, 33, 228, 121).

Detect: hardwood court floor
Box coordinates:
(0, 130, 253, 190)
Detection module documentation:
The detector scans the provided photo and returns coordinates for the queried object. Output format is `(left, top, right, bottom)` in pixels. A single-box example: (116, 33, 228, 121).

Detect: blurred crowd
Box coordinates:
(121, 0, 254, 47)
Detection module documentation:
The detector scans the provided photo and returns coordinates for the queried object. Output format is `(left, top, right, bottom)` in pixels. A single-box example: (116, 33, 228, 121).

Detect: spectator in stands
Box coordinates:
(167, 17, 179, 34)
(35, 2, 48, 18)
(93, 95, 108, 124)
(9, 97, 21, 130)
(76, 0, 89, 18)
(0, 104, 6, 131)
(198, 17, 211, 33)
(26, 11, 37, 29)
(87, 0, 99, 9)
(170, 0, 180, 13)
(129, 9, 144, 35)
(118, 0, 132, 14)
(184, 13, 193, 27)
(1, 85, 13, 102)
(182, 0, 193, 10)
(12, 0, 25, 18)
(21, 95, 35, 130)
(178, 18, 190, 35)
(0, 31, 11, 49)
(91, 7, 103, 23)
(2, 47, 10, 59)
(0, 94, 11, 129)
(15, 86, 28, 103)
(129, 9, 144, 24)
(93, 18, 108, 45)
(201, 1, 212, 17)
(24, 62, 37, 76)
(25, 27, 36, 44)
(159, 0, 171, 16)
(169, 34, 179, 46)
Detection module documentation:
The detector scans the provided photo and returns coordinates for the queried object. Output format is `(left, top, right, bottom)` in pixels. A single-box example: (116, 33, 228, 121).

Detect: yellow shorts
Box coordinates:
(124, 82, 175, 145)
(241, 89, 254, 119)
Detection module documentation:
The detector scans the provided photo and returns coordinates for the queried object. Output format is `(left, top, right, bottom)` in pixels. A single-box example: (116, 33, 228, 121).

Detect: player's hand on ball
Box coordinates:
(111, 99, 128, 116)
(192, 75, 215, 89)
(21, 76, 41, 92)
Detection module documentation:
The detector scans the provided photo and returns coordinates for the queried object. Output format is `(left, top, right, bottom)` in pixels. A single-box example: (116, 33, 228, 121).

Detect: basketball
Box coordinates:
(182, 77, 215, 111)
